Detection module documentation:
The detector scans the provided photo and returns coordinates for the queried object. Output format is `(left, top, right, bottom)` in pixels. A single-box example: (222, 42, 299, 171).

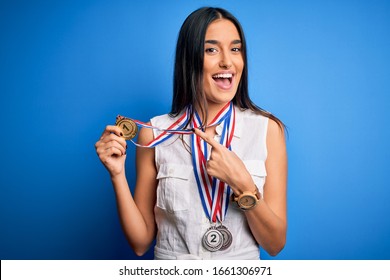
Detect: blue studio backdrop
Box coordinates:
(1, 0, 389, 260)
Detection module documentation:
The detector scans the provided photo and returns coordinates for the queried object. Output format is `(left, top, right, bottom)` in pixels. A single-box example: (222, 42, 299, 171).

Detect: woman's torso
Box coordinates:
(151, 106, 269, 259)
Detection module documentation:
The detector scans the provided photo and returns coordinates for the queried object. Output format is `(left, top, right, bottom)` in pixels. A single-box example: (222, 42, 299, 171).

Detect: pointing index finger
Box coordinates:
(193, 128, 221, 149)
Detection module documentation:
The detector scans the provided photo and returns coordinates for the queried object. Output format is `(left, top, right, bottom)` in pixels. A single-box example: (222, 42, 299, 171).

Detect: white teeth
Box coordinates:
(213, 73, 233, 79)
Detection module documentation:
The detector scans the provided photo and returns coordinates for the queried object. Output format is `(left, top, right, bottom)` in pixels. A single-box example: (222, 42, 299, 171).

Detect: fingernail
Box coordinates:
(191, 128, 195, 132)
(120, 132, 123, 136)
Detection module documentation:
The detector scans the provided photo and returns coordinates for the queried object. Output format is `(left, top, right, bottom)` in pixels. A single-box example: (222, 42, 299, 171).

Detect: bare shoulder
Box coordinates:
(265, 117, 287, 175)
(135, 123, 156, 177)
(267, 118, 286, 148)
(137, 123, 154, 146)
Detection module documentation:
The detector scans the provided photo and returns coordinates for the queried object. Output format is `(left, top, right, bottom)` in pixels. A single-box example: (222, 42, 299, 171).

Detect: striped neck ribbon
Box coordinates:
(191, 102, 235, 223)
(128, 109, 193, 147)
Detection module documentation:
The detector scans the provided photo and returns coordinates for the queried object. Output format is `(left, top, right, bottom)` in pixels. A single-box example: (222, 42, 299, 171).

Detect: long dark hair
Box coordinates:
(170, 7, 284, 129)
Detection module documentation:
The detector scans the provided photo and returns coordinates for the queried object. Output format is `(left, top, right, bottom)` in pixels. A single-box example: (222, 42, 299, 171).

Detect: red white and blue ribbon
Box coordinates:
(127, 108, 193, 147)
(191, 102, 235, 223)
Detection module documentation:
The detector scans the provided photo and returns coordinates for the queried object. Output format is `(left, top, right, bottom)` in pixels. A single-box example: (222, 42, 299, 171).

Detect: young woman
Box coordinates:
(95, 7, 287, 260)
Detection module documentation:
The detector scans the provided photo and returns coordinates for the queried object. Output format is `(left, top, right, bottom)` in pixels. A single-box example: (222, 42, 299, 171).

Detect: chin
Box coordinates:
(208, 95, 235, 106)
(204, 84, 238, 105)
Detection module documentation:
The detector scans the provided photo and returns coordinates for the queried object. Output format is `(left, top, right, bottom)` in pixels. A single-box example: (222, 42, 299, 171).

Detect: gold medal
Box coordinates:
(116, 117, 138, 140)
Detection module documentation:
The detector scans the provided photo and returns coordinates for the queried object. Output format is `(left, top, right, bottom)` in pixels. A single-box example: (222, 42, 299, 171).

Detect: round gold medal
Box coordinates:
(116, 118, 138, 140)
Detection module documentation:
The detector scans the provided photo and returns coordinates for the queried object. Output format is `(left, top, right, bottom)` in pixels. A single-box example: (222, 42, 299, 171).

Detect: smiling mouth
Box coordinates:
(212, 73, 233, 89)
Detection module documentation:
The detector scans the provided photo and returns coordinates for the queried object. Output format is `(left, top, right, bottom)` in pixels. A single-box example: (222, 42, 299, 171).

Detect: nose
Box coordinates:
(219, 50, 232, 69)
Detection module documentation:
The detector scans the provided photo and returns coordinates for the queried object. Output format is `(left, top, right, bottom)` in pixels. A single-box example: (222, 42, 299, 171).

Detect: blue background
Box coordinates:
(1, 0, 389, 260)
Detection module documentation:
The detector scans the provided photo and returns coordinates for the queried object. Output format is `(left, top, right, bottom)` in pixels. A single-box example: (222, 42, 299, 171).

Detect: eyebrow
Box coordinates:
(205, 39, 242, 45)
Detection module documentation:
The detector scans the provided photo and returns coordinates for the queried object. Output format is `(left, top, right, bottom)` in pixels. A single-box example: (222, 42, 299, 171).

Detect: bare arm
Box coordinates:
(244, 119, 287, 256)
(95, 125, 157, 256)
(193, 119, 287, 256)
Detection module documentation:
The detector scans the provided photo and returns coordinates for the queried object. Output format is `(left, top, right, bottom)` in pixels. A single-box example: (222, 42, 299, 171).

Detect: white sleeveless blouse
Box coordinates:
(150, 106, 269, 259)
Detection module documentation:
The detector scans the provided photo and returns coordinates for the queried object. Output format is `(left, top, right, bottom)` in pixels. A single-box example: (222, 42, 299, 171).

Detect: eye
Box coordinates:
(232, 47, 241, 53)
(205, 48, 218, 54)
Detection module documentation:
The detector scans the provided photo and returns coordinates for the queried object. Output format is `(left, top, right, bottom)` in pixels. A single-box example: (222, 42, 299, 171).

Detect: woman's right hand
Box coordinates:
(95, 125, 128, 177)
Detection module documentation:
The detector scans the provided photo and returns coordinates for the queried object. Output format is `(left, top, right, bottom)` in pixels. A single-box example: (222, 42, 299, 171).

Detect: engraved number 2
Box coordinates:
(210, 234, 217, 243)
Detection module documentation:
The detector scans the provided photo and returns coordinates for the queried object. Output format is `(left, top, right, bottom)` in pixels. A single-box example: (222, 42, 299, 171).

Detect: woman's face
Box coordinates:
(203, 19, 244, 108)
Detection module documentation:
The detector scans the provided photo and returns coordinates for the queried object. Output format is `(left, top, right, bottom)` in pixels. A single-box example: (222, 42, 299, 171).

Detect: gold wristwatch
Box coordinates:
(233, 188, 261, 211)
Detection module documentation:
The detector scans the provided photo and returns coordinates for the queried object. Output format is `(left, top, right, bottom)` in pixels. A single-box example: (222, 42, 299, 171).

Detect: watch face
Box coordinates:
(239, 195, 257, 208)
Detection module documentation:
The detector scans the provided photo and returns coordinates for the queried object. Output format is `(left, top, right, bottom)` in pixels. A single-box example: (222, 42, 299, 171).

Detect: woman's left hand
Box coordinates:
(193, 128, 254, 193)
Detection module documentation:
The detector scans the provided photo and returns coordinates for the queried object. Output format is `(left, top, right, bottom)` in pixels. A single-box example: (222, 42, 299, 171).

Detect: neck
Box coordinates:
(195, 101, 231, 126)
